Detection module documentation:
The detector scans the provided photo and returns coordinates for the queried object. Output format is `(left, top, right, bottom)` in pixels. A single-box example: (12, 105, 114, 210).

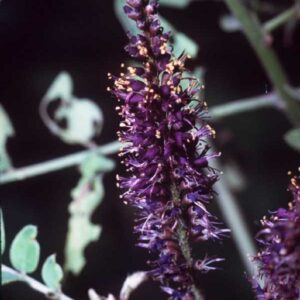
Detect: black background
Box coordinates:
(1, 0, 300, 299)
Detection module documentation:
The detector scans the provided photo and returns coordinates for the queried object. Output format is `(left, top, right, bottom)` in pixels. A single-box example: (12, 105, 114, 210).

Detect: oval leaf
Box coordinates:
(54, 98, 103, 145)
(1, 209, 5, 255)
(9, 225, 40, 273)
(284, 128, 300, 152)
(42, 254, 63, 290)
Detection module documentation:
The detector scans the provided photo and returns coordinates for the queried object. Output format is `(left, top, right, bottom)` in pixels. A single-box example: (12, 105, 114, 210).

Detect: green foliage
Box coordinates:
(64, 154, 115, 275)
(41, 72, 103, 145)
(1, 209, 5, 255)
(42, 255, 63, 291)
(9, 225, 40, 273)
(284, 128, 300, 152)
(54, 98, 103, 145)
(0, 104, 14, 172)
(1, 268, 23, 285)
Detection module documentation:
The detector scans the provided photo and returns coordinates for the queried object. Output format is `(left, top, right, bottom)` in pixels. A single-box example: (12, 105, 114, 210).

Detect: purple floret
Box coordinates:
(251, 171, 300, 300)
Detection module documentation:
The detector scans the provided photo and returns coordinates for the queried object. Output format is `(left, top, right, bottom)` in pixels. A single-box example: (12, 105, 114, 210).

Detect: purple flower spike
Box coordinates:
(251, 170, 300, 300)
(110, 1, 226, 299)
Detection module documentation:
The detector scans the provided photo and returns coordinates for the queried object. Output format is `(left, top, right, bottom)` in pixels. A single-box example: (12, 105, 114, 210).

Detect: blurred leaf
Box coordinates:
(44, 71, 73, 101)
(41, 72, 103, 145)
(219, 15, 241, 32)
(54, 98, 103, 145)
(42, 255, 63, 291)
(10, 225, 40, 273)
(1, 267, 23, 285)
(284, 128, 300, 152)
(1, 209, 5, 255)
(160, 0, 193, 9)
(64, 155, 115, 275)
(0, 104, 14, 172)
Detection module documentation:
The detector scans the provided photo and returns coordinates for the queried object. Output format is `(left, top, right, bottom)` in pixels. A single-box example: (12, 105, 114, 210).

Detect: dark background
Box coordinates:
(1, 0, 300, 299)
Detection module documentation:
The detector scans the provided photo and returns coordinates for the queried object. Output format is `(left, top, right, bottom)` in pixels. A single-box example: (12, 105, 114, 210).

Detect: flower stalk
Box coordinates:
(110, 0, 227, 298)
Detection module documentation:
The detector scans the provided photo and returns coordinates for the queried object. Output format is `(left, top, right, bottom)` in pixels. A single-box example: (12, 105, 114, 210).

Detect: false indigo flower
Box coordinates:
(110, 0, 226, 298)
(251, 170, 300, 300)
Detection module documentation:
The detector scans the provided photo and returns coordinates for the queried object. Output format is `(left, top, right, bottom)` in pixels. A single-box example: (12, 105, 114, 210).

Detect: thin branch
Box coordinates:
(209, 92, 279, 119)
(224, 0, 300, 126)
(2, 265, 74, 300)
(211, 154, 260, 279)
(0, 141, 121, 185)
(263, 6, 299, 33)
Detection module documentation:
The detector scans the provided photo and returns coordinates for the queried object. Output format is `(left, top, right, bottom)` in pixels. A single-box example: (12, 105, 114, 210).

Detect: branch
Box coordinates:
(2, 265, 74, 300)
(209, 92, 279, 119)
(263, 6, 299, 33)
(211, 153, 260, 279)
(224, 0, 300, 126)
(0, 141, 121, 185)
(264, 5, 299, 32)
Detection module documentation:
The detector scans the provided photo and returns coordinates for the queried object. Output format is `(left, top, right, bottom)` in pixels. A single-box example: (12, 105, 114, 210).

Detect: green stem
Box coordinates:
(224, 0, 300, 125)
(2, 265, 74, 300)
(210, 154, 260, 279)
(0, 141, 121, 185)
(263, 6, 298, 33)
(209, 92, 279, 119)
(171, 185, 204, 300)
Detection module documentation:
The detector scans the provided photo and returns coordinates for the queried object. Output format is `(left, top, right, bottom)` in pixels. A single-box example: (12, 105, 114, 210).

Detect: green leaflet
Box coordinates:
(284, 128, 300, 152)
(64, 154, 115, 275)
(42, 255, 64, 291)
(41, 72, 103, 145)
(0, 104, 14, 172)
(9, 225, 40, 274)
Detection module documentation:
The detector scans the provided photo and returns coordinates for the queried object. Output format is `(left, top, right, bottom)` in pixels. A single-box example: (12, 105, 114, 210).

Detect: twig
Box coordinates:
(211, 154, 260, 279)
(209, 92, 279, 119)
(2, 265, 74, 300)
(224, 0, 300, 126)
(0, 141, 121, 185)
(263, 6, 299, 33)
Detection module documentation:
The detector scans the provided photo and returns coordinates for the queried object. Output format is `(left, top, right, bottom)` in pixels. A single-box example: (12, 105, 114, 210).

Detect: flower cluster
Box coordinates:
(110, 0, 226, 298)
(251, 170, 300, 300)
